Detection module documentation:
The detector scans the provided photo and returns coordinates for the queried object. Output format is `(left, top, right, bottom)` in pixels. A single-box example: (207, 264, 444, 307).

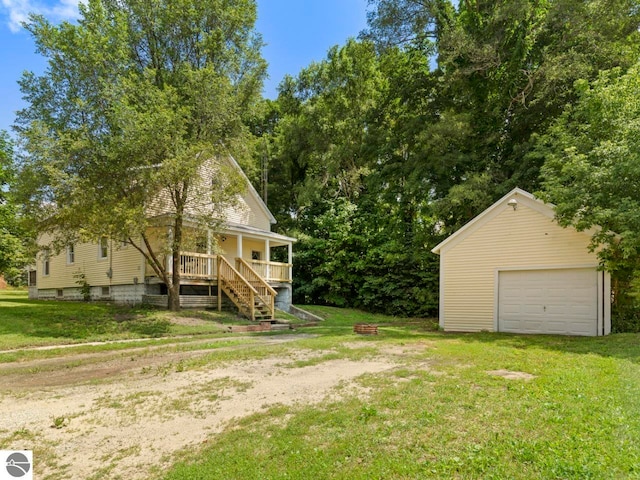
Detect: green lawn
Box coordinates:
(2, 292, 640, 478)
(162, 309, 640, 480)
(0, 289, 254, 351)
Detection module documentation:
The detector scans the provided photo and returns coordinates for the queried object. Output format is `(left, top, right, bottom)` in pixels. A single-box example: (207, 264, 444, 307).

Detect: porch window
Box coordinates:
(251, 250, 261, 261)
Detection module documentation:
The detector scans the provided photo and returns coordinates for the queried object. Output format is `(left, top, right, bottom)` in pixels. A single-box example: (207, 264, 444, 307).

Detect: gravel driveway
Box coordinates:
(0, 334, 397, 479)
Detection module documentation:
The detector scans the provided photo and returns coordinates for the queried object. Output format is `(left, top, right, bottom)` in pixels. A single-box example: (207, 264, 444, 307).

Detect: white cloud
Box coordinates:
(1, 0, 81, 32)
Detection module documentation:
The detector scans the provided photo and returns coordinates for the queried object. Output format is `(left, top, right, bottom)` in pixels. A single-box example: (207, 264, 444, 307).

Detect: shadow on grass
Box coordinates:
(450, 330, 640, 364)
(297, 304, 440, 342)
(0, 293, 172, 342)
(299, 304, 640, 363)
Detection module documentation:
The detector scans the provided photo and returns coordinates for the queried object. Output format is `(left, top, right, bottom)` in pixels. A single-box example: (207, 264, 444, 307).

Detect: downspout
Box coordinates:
(109, 238, 113, 292)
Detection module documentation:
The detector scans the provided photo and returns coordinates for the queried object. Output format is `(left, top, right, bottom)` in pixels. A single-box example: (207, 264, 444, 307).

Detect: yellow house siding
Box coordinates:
(146, 157, 272, 232)
(242, 239, 265, 261)
(38, 239, 144, 289)
(441, 203, 599, 332)
(223, 191, 271, 230)
(109, 244, 146, 285)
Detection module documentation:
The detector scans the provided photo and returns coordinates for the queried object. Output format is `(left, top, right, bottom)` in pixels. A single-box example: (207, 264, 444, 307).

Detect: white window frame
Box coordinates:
(67, 245, 75, 265)
(98, 237, 109, 260)
(43, 249, 50, 276)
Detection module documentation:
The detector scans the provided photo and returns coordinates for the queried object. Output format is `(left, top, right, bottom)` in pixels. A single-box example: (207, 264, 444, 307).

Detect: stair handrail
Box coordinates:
(235, 257, 276, 319)
(217, 255, 258, 320)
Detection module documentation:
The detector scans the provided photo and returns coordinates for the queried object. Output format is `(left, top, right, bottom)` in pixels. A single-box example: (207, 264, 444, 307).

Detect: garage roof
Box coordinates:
(431, 187, 591, 255)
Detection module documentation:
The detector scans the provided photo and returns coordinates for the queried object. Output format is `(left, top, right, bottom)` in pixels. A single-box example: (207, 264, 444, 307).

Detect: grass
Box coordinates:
(162, 307, 640, 480)
(0, 289, 268, 351)
(3, 294, 640, 478)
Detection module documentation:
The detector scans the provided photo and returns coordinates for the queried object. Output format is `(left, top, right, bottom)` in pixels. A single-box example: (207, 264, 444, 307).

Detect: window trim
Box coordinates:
(98, 237, 109, 260)
(42, 250, 50, 277)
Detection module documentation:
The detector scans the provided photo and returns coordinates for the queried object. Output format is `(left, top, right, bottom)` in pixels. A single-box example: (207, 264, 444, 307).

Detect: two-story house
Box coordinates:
(28, 156, 296, 320)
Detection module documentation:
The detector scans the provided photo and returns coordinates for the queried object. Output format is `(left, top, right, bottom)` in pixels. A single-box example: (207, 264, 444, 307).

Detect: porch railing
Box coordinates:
(179, 252, 216, 278)
(236, 258, 276, 318)
(248, 260, 292, 283)
(176, 253, 291, 283)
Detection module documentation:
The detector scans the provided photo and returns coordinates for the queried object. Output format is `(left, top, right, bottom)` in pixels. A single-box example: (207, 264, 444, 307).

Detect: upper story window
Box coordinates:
(98, 237, 109, 259)
(67, 245, 75, 264)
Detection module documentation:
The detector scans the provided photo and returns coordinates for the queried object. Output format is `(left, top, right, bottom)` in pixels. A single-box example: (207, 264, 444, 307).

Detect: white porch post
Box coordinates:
(207, 229, 212, 277)
(288, 243, 293, 282)
(166, 227, 174, 274)
(265, 240, 271, 281)
(237, 234, 243, 260)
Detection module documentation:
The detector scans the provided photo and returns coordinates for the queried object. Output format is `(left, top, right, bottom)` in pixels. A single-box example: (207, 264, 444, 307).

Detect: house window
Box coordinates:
(43, 249, 50, 276)
(251, 251, 262, 261)
(56, 289, 63, 298)
(101, 286, 110, 297)
(28, 270, 36, 286)
(99, 237, 109, 259)
(67, 245, 75, 264)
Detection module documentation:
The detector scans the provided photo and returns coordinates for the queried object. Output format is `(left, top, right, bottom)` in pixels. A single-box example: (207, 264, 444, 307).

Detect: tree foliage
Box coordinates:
(0, 132, 31, 283)
(260, 0, 640, 318)
(16, 0, 265, 309)
(538, 63, 640, 328)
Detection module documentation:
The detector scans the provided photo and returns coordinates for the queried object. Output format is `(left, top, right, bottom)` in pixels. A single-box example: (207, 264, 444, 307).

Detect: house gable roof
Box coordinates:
(226, 155, 277, 225)
(431, 187, 589, 255)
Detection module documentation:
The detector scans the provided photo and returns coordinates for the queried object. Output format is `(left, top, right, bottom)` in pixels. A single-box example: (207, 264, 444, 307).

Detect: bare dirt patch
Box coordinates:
(0, 335, 397, 480)
(167, 315, 217, 327)
(487, 369, 536, 381)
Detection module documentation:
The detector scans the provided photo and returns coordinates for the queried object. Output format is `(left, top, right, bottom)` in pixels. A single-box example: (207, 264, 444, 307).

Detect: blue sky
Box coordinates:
(0, 0, 369, 135)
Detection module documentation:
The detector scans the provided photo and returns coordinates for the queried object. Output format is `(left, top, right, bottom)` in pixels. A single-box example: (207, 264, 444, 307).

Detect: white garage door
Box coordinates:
(498, 268, 598, 336)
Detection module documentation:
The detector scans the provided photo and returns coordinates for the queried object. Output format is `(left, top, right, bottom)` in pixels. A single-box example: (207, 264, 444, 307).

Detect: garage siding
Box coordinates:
(440, 203, 599, 332)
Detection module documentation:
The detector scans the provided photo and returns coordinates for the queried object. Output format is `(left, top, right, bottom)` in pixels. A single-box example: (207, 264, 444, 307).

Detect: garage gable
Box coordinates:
(431, 188, 610, 336)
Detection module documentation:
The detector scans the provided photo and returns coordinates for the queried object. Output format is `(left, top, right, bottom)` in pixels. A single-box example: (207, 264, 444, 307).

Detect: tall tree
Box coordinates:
(263, 0, 640, 316)
(365, 0, 640, 231)
(0, 131, 30, 283)
(538, 63, 640, 324)
(16, 0, 266, 310)
(264, 40, 440, 315)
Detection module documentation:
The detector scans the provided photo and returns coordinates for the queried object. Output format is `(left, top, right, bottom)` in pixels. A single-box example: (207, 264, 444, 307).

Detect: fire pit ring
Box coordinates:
(353, 323, 378, 335)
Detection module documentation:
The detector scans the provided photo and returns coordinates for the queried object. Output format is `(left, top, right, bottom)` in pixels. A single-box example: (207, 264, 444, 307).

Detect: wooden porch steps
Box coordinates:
(221, 289, 272, 321)
(217, 255, 275, 322)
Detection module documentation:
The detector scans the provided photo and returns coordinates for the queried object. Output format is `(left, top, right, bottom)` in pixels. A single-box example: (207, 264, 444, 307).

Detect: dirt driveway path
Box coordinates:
(0, 334, 398, 479)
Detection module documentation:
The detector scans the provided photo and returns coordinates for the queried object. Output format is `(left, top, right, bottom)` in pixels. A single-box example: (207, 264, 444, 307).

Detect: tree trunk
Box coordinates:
(168, 213, 184, 311)
(168, 282, 180, 311)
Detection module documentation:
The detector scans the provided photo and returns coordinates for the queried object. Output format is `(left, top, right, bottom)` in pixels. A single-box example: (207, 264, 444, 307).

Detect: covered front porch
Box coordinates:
(146, 224, 294, 283)
(144, 224, 296, 319)
(175, 253, 292, 283)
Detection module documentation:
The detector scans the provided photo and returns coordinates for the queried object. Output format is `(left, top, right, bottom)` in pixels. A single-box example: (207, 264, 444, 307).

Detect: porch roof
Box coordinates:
(223, 222, 297, 245)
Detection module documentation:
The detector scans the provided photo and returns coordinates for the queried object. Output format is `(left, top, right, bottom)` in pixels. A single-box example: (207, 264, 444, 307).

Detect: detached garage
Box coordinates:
(431, 188, 611, 336)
